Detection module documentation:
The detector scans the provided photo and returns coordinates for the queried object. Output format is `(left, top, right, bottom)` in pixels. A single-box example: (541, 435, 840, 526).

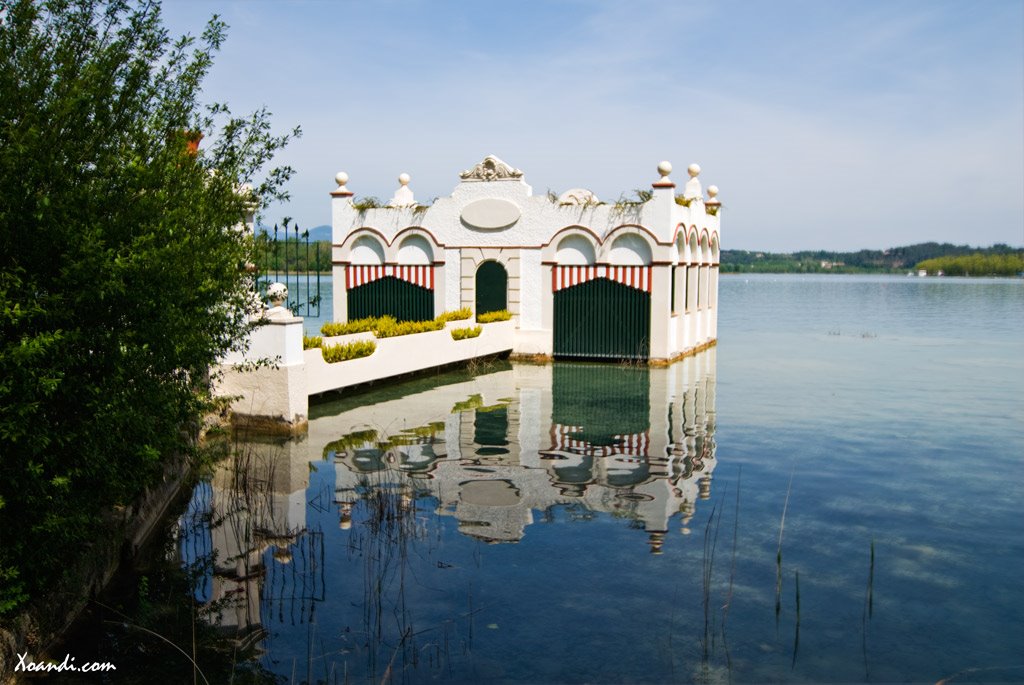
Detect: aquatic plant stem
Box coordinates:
(775, 466, 795, 627)
(103, 620, 211, 685)
(721, 466, 741, 670)
(862, 537, 875, 679)
(791, 570, 801, 669)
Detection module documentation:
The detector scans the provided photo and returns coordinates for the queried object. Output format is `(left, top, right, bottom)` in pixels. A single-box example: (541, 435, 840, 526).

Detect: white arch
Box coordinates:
(397, 234, 433, 264)
(676, 231, 688, 263)
(350, 235, 385, 265)
(608, 233, 652, 266)
(556, 234, 597, 265)
(700, 232, 711, 265)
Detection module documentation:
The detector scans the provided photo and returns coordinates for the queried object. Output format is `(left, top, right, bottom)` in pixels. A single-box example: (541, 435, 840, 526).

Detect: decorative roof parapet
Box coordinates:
(557, 188, 601, 206)
(330, 171, 354, 197)
(682, 163, 703, 200)
(652, 160, 675, 189)
(388, 173, 416, 207)
(459, 154, 524, 182)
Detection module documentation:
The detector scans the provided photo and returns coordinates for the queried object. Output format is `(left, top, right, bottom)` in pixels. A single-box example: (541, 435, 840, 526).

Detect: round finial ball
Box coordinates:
(688, 163, 701, 178)
(398, 172, 410, 186)
(657, 160, 672, 178)
(335, 171, 349, 186)
(707, 185, 719, 198)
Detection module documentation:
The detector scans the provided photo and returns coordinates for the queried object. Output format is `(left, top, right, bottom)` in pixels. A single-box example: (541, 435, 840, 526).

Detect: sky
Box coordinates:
(161, 0, 1024, 252)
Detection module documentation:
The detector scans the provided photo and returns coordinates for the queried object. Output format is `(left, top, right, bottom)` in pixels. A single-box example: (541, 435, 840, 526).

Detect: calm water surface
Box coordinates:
(92, 275, 1024, 683)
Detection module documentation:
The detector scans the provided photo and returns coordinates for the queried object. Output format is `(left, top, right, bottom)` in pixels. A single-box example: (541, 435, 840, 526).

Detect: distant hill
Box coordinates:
(256, 224, 331, 242)
(721, 242, 1023, 274)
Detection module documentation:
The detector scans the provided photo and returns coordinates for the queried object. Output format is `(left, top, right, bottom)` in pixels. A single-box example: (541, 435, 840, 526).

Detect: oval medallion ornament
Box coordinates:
(460, 198, 521, 230)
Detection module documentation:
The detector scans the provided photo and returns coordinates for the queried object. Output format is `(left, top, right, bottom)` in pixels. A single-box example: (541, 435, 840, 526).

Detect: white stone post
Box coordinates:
(330, 172, 354, 323)
(214, 283, 309, 435)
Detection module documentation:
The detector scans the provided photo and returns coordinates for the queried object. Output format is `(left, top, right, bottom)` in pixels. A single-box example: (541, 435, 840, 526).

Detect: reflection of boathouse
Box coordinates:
(330, 157, 721, 361)
(183, 353, 716, 642)
(321, 352, 717, 551)
(179, 441, 322, 635)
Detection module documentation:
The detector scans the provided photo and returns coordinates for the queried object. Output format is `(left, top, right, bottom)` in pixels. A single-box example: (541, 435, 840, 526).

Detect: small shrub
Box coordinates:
(321, 317, 379, 336)
(321, 339, 376, 363)
(437, 307, 472, 323)
(351, 196, 384, 211)
(477, 309, 511, 323)
(675, 195, 693, 207)
(375, 317, 443, 338)
(451, 326, 482, 340)
(303, 335, 322, 350)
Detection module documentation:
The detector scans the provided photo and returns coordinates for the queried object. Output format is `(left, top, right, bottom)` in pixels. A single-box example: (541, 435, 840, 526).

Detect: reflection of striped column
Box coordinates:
(551, 265, 651, 292)
(346, 264, 434, 289)
(546, 424, 650, 458)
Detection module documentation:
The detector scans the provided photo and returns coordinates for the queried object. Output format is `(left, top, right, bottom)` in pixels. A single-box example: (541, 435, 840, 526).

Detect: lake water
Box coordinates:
(71, 274, 1024, 683)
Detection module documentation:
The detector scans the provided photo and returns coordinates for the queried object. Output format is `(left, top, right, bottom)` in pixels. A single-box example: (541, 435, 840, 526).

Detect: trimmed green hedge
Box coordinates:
(451, 325, 482, 340)
(320, 316, 380, 336)
(323, 313, 460, 339)
(477, 309, 511, 323)
(437, 307, 472, 322)
(375, 317, 444, 338)
(321, 339, 376, 363)
(303, 335, 322, 350)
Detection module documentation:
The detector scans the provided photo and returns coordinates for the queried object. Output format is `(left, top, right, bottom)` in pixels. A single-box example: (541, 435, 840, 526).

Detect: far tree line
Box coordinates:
(720, 242, 1023, 275)
(261, 239, 1023, 276)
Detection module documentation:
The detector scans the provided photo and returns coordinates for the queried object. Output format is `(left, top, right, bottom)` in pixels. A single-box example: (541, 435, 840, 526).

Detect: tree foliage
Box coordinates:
(0, 0, 298, 615)
(914, 253, 1024, 277)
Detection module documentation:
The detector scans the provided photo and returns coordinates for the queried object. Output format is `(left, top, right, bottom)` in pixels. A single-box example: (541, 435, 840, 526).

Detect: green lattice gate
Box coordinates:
(553, 277, 650, 360)
(347, 276, 433, 321)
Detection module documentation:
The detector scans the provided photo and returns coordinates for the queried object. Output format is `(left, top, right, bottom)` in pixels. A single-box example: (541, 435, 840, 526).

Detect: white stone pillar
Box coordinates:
(214, 286, 309, 435)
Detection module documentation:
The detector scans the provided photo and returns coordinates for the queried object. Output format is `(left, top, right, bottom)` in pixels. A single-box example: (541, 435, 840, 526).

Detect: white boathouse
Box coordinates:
(330, 155, 721, 362)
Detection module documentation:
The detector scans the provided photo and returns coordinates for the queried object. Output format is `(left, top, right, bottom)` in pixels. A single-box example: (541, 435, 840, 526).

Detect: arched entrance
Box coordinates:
(475, 261, 507, 317)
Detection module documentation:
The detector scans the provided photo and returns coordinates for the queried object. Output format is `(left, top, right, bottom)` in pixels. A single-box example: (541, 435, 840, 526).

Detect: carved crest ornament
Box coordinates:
(459, 155, 524, 182)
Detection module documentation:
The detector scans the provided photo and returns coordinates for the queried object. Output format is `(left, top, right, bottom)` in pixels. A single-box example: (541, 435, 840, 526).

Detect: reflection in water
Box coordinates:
(180, 440, 324, 640)
(179, 351, 716, 681)
(328, 356, 716, 548)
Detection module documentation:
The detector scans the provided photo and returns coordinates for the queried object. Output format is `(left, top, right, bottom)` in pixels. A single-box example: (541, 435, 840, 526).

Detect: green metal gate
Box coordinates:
(554, 278, 650, 360)
(475, 261, 507, 316)
(347, 277, 433, 321)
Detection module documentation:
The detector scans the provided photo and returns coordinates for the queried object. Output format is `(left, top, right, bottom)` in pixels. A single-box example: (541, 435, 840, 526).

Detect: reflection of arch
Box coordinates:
(605, 459, 651, 488)
(475, 260, 507, 315)
(397, 234, 433, 264)
(397, 443, 442, 476)
(555, 234, 597, 265)
(349, 448, 387, 473)
(551, 455, 595, 491)
(350, 235, 385, 265)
